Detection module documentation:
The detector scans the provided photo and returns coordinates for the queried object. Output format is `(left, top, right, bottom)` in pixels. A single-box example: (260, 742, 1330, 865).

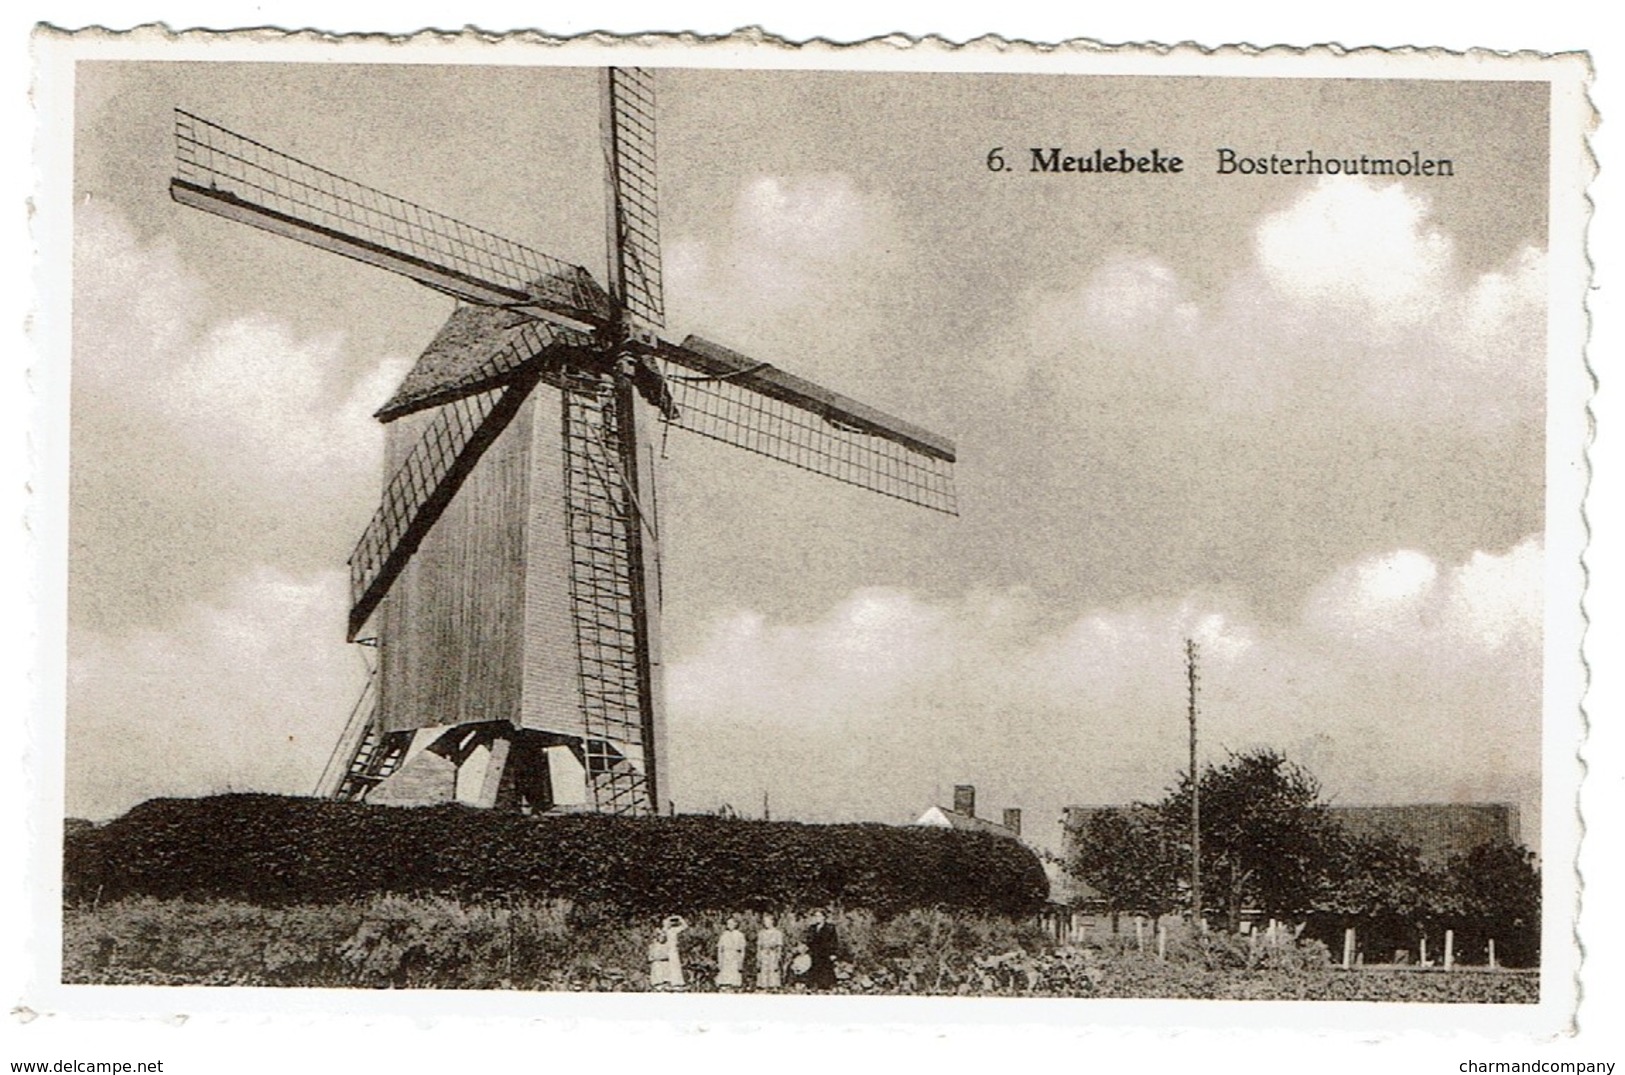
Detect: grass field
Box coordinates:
(63, 896, 1539, 1001)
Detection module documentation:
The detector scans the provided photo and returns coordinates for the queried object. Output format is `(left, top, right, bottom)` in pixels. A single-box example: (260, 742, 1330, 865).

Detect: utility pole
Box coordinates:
(1186, 638, 1202, 929)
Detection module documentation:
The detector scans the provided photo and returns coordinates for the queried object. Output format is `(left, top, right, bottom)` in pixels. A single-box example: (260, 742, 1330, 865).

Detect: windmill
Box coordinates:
(170, 68, 958, 817)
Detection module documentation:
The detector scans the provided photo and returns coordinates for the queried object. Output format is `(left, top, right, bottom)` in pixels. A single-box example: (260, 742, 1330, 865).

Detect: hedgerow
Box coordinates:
(64, 794, 1048, 916)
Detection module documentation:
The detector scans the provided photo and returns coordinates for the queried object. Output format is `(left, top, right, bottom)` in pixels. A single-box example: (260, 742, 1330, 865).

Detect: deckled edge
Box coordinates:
(28, 22, 1598, 62)
(19, 23, 1602, 1044)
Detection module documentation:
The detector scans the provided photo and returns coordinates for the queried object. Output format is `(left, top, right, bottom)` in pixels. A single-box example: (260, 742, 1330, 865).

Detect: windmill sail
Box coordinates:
(171, 110, 613, 330)
(563, 374, 656, 814)
(572, 67, 668, 814)
(658, 335, 959, 515)
(601, 68, 665, 331)
(348, 373, 540, 641)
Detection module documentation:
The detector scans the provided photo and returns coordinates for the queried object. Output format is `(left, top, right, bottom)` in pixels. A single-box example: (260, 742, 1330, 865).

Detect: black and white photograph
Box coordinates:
(12, 18, 1610, 1074)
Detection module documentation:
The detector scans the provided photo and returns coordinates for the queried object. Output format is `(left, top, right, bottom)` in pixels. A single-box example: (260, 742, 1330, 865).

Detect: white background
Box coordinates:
(6, 5, 1619, 1074)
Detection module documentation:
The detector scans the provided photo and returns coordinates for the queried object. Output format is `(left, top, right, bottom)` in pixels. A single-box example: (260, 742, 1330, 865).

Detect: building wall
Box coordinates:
(377, 393, 534, 733)
(519, 381, 586, 739)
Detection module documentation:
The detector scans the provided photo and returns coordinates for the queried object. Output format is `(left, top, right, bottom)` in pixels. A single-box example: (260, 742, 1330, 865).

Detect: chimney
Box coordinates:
(953, 784, 976, 817)
(1003, 808, 1022, 836)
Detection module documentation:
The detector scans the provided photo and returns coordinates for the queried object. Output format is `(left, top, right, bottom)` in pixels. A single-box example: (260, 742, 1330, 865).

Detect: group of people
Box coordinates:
(647, 909, 839, 992)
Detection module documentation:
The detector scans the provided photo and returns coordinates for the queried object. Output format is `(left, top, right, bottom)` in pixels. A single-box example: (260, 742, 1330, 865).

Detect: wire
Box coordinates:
(666, 361, 772, 383)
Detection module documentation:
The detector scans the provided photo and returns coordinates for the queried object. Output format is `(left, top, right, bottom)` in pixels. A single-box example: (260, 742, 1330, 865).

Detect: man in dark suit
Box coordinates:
(805, 908, 839, 991)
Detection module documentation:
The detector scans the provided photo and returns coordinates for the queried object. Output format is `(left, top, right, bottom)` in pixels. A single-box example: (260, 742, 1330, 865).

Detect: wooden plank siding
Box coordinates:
(375, 382, 588, 740)
(520, 384, 589, 739)
(377, 393, 533, 733)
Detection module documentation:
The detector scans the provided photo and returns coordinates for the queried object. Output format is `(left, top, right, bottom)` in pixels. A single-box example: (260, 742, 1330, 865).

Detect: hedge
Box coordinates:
(64, 795, 1049, 916)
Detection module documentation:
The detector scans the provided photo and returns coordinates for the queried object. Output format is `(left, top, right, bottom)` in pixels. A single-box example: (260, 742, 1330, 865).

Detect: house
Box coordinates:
(1329, 803, 1521, 862)
(914, 784, 1022, 840)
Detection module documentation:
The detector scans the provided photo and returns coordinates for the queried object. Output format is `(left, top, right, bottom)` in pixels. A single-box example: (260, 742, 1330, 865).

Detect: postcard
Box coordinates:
(17, 24, 1597, 1066)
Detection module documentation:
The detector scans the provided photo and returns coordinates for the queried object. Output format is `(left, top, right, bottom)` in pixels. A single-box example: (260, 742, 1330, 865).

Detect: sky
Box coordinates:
(64, 59, 1551, 851)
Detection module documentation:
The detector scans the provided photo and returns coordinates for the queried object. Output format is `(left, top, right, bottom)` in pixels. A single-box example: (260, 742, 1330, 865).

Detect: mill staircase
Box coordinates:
(318, 671, 414, 802)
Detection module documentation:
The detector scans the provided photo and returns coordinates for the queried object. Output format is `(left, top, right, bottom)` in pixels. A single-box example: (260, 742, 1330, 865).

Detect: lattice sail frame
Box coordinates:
(348, 377, 533, 640)
(172, 110, 610, 325)
(667, 375, 959, 514)
(658, 336, 959, 515)
(602, 68, 665, 331)
(563, 374, 655, 814)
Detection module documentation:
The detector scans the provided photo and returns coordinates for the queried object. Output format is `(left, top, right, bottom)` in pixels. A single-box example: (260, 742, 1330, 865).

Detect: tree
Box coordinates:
(1160, 749, 1342, 931)
(1065, 748, 1541, 954)
(1312, 829, 1440, 961)
(1067, 807, 1182, 929)
(1440, 839, 1541, 967)
(1321, 831, 1433, 922)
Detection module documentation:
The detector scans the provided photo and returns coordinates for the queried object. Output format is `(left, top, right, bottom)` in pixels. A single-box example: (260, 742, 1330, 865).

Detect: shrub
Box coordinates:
(64, 794, 1048, 916)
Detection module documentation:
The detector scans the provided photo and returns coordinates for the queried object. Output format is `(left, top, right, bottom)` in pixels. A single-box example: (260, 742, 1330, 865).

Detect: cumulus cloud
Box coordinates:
(1304, 537, 1543, 654)
(668, 537, 1543, 848)
(975, 177, 1546, 619)
(70, 203, 411, 634)
(66, 204, 406, 817)
(1255, 179, 1455, 322)
(75, 201, 411, 489)
(664, 174, 909, 361)
(1023, 177, 1545, 427)
(67, 567, 368, 821)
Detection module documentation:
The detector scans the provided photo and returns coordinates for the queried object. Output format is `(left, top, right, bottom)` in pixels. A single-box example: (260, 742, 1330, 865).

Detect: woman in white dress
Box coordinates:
(755, 913, 785, 989)
(716, 916, 747, 989)
(648, 915, 688, 989)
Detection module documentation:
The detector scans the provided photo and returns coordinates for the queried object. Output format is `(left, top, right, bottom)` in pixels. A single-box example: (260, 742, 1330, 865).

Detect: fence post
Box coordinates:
(1343, 927, 1356, 969)
(1444, 929, 1454, 971)
(1420, 933, 1429, 967)
(1135, 916, 1145, 952)
(1157, 921, 1167, 961)
(1489, 938, 1497, 969)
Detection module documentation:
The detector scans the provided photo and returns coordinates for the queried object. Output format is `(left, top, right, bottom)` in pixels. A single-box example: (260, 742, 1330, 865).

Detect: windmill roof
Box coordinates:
(376, 302, 594, 421)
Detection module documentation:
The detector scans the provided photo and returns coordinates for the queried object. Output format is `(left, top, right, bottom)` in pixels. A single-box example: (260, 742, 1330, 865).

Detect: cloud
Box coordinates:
(65, 204, 405, 819)
(969, 177, 1546, 619)
(667, 537, 1543, 847)
(76, 201, 411, 486)
(149, 314, 408, 482)
(664, 174, 908, 361)
(69, 203, 411, 633)
(1022, 177, 1545, 427)
(1255, 178, 1455, 322)
(67, 567, 367, 821)
(1305, 537, 1543, 654)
